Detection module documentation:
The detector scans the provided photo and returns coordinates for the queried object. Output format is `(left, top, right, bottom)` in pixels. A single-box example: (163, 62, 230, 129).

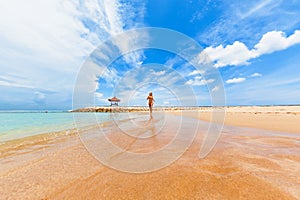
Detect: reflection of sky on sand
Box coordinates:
(78, 112, 201, 173)
(111, 112, 166, 139)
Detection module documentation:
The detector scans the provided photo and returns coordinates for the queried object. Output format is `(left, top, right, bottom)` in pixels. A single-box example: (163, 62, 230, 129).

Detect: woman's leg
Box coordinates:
(149, 104, 152, 116)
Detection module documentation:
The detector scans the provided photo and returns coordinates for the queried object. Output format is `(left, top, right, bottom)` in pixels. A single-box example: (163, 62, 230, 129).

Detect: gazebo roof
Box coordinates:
(108, 96, 120, 102)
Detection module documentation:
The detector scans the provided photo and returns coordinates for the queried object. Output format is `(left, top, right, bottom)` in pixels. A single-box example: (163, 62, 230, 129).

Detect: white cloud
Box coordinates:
(189, 70, 205, 76)
(164, 56, 184, 68)
(212, 86, 219, 92)
(0, 0, 145, 109)
(111, 30, 148, 67)
(97, 67, 121, 89)
(152, 70, 166, 76)
(0, 74, 55, 92)
(226, 77, 246, 84)
(250, 73, 262, 77)
(203, 41, 252, 67)
(0, 80, 34, 89)
(0, 0, 96, 66)
(163, 101, 170, 105)
(0, 0, 98, 95)
(94, 92, 103, 99)
(94, 92, 109, 105)
(185, 80, 193, 85)
(239, 0, 274, 19)
(203, 30, 300, 67)
(252, 30, 300, 56)
(198, 0, 300, 48)
(185, 78, 214, 86)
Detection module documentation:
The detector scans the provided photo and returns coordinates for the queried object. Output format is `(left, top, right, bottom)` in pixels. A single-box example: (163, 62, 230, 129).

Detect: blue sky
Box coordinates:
(0, 0, 300, 110)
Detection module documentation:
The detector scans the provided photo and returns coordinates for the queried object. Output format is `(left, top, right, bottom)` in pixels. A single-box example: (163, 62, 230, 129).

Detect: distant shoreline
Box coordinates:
(70, 105, 300, 113)
(1, 104, 300, 113)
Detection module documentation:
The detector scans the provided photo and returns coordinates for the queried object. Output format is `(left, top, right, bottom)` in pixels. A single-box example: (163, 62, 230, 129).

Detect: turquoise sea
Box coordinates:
(0, 111, 112, 142)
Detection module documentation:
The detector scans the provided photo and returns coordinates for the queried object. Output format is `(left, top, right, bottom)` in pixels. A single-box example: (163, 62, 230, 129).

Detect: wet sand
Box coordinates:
(0, 111, 300, 199)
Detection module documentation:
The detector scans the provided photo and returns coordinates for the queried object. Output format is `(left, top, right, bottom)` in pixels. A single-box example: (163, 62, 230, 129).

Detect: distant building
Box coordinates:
(108, 96, 120, 106)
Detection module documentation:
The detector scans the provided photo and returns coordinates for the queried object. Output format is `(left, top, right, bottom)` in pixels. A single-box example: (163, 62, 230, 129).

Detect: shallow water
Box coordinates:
(0, 112, 111, 142)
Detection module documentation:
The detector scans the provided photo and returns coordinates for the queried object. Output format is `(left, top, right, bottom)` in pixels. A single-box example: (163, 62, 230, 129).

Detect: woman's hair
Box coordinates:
(149, 92, 153, 96)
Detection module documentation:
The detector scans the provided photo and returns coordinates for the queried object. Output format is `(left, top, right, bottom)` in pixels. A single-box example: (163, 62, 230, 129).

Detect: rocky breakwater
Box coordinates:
(70, 106, 193, 113)
(71, 106, 149, 113)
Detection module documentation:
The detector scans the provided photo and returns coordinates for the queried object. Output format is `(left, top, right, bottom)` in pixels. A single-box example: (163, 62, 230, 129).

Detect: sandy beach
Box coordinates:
(170, 106, 300, 134)
(0, 106, 300, 199)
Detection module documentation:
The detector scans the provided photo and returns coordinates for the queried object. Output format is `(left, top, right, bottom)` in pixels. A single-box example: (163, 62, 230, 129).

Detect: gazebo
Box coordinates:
(108, 96, 120, 106)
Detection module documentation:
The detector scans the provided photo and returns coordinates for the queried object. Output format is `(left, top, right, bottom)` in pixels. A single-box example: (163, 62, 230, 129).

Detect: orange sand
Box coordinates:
(169, 106, 300, 134)
(0, 110, 300, 199)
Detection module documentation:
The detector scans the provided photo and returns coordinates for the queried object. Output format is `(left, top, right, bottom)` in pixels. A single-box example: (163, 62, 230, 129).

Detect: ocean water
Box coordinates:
(0, 111, 113, 142)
